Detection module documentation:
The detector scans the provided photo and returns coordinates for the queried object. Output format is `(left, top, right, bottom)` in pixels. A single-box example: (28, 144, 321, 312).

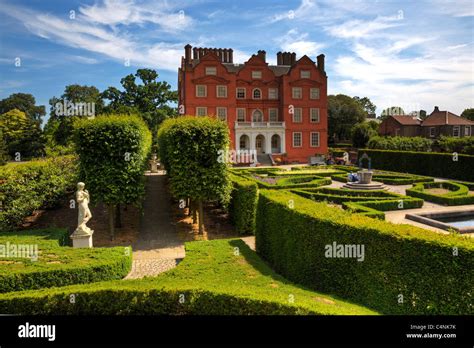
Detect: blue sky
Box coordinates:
(0, 0, 473, 122)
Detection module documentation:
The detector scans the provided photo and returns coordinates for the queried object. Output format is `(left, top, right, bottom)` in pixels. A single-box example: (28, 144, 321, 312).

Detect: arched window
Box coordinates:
(252, 109, 263, 122)
(252, 88, 261, 99)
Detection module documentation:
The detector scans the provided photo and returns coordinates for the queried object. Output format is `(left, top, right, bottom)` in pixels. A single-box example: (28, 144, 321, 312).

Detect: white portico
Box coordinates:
(234, 121, 286, 155)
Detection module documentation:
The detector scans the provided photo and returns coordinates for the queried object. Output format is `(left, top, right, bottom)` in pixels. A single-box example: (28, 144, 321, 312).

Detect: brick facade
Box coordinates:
(178, 45, 328, 163)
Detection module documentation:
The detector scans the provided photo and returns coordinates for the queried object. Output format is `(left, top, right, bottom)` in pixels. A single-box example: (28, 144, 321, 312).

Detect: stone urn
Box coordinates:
(357, 170, 373, 184)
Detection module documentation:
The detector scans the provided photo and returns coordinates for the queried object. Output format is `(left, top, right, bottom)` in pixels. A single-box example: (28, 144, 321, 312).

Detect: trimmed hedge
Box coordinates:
(406, 181, 474, 206)
(228, 173, 258, 235)
(367, 136, 433, 152)
(331, 171, 434, 185)
(358, 149, 474, 181)
(0, 229, 132, 293)
(0, 156, 77, 230)
(256, 190, 474, 314)
(293, 187, 424, 220)
(0, 239, 376, 315)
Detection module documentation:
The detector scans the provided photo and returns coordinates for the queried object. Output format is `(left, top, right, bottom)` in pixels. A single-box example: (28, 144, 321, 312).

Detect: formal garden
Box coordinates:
(1, 113, 473, 316)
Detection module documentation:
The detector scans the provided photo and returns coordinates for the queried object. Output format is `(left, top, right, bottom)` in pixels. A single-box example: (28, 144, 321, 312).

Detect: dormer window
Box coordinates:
(252, 71, 262, 79)
(300, 70, 310, 78)
(205, 67, 217, 75)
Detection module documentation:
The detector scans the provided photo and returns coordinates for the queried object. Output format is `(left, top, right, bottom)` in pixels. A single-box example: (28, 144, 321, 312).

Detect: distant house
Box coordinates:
(378, 115, 421, 137)
(379, 106, 474, 138)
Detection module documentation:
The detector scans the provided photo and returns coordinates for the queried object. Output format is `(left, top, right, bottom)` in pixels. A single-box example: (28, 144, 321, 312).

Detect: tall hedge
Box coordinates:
(228, 173, 258, 235)
(0, 156, 77, 230)
(358, 149, 474, 181)
(256, 190, 474, 314)
(74, 115, 151, 239)
(157, 116, 231, 233)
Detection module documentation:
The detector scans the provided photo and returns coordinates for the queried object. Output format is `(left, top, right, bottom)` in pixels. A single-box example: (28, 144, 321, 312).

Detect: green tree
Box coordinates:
(73, 115, 152, 239)
(353, 96, 376, 115)
(380, 106, 405, 120)
(419, 110, 427, 120)
(328, 94, 366, 142)
(157, 116, 231, 234)
(351, 123, 378, 148)
(44, 85, 104, 147)
(0, 93, 45, 125)
(0, 109, 44, 160)
(461, 108, 474, 121)
(102, 69, 178, 132)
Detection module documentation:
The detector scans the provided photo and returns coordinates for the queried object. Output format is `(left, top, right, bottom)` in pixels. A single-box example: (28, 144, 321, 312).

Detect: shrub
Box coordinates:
(358, 149, 474, 181)
(351, 123, 377, 148)
(0, 156, 77, 230)
(436, 136, 474, 155)
(0, 229, 132, 293)
(367, 136, 432, 152)
(157, 116, 231, 234)
(228, 173, 258, 235)
(256, 190, 474, 314)
(0, 239, 376, 315)
(406, 181, 474, 206)
(74, 115, 152, 239)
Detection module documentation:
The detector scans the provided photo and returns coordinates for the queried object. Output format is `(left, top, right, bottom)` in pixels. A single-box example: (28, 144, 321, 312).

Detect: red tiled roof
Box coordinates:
(389, 115, 421, 125)
(422, 111, 474, 126)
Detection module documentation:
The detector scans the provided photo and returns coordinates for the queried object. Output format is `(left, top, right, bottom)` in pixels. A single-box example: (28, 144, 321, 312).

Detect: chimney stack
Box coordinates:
(317, 54, 325, 72)
(184, 44, 192, 63)
(257, 50, 266, 62)
(277, 52, 283, 65)
(434, 106, 439, 112)
(229, 49, 233, 63)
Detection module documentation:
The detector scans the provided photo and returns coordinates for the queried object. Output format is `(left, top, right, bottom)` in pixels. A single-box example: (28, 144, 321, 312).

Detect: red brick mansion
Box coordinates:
(178, 44, 328, 164)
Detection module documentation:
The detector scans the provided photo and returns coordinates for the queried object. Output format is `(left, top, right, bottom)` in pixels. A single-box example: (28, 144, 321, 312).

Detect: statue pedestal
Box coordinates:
(70, 231, 94, 248)
(150, 160, 158, 173)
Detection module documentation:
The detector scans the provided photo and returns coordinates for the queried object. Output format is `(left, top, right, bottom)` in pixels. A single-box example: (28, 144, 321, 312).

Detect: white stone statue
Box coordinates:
(73, 182, 93, 236)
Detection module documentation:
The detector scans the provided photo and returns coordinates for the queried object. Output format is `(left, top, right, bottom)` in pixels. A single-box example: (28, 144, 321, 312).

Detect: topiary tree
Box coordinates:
(73, 115, 151, 239)
(157, 116, 231, 234)
(351, 123, 378, 148)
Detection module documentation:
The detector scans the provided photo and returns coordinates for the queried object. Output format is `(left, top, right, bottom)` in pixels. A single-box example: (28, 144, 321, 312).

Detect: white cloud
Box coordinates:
(276, 29, 325, 58)
(325, 15, 404, 39)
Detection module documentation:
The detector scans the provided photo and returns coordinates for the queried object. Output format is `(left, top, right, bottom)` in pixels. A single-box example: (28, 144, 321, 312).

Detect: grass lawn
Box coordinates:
(0, 239, 378, 315)
(0, 229, 131, 292)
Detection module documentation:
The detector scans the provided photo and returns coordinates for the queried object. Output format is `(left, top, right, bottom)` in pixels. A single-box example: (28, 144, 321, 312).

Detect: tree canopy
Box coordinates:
(353, 96, 376, 115)
(0, 93, 45, 125)
(328, 94, 366, 142)
(461, 108, 474, 121)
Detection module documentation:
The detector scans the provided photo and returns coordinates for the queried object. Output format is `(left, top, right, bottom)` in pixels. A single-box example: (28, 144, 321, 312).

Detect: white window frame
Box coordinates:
(429, 127, 436, 138)
(252, 70, 262, 79)
(252, 88, 262, 99)
(300, 70, 310, 79)
(196, 85, 207, 97)
(453, 126, 460, 137)
(236, 108, 246, 122)
(205, 66, 217, 75)
(252, 109, 263, 122)
(236, 88, 246, 99)
(292, 108, 302, 123)
(216, 107, 227, 121)
(465, 126, 471, 137)
(310, 108, 320, 123)
(310, 132, 320, 147)
(216, 85, 227, 98)
(196, 107, 207, 116)
(268, 88, 278, 100)
(292, 87, 302, 99)
(292, 132, 302, 148)
(310, 88, 320, 100)
(269, 108, 278, 122)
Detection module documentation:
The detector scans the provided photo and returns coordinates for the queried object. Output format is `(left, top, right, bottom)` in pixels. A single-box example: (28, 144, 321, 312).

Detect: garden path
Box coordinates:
(125, 172, 185, 279)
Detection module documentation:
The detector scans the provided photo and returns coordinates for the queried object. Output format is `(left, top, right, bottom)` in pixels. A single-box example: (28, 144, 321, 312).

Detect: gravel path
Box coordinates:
(125, 172, 185, 279)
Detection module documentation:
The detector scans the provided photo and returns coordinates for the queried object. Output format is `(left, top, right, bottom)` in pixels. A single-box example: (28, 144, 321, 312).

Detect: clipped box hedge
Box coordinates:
(0, 229, 132, 293)
(256, 190, 474, 314)
(0, 156, 77, 230)
(406, 181, 474, 206)
(0, 239, 376, 315)
(358, 149, 474, 182)
(228, 173, 258, 235)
